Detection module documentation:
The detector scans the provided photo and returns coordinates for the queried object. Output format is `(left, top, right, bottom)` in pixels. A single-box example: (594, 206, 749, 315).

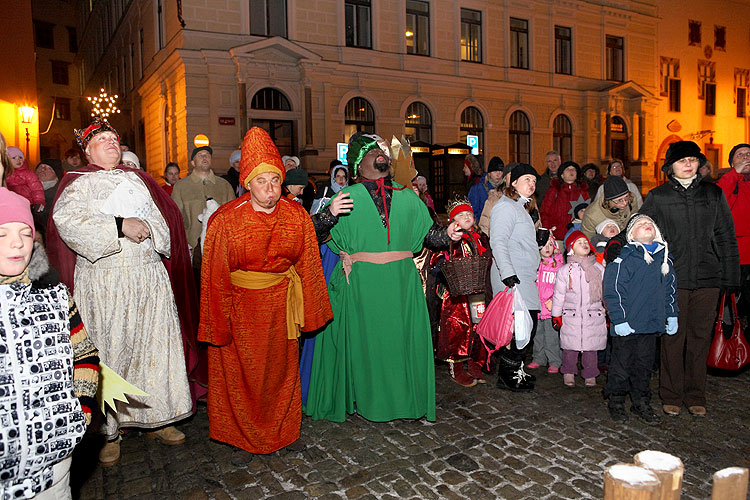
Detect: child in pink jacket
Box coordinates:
(551, 231, 607, 387)
(528, 229, 563, 373)
(6, 146, 45, 210)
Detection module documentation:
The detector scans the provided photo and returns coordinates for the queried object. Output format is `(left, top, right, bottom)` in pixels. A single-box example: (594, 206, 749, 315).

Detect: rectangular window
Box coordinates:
(705, 82, 716, 115)
(715, 25, 726, 51)
(689, 20, 701, 46)
(54, 97, 71, 121)
(129, 43, 135, 89)
(51, 60, 69, 85)
(157, 0, 164, 48)
(345, 0, 372, 48)
(34, 20, 55, 49)
(406, 0, 429, 56)
(510, 18, 529, 69)
(67, 26, 77, 52)
(698, 59, 716, 99)
(554, 25, 571, 75)
(738, 87, 747, 118)
(669, 79, 681, 112)
(460, 8, 481, 63)
(250, 0, 287, 37)
(606, 35, 624, 82)
(139, 29, 144, 79)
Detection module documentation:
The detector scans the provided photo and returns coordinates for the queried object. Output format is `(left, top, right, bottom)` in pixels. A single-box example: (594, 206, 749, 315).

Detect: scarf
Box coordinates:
(461, 230, 487, 255)
(566, 254, 602, 302)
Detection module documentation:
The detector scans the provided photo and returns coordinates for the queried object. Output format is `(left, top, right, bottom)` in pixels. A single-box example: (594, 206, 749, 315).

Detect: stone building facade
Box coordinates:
(72, 0, 750, 198)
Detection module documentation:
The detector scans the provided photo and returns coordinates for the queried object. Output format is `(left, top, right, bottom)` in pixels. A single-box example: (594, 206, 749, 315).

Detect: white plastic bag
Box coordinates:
(513, 289, 533, 350)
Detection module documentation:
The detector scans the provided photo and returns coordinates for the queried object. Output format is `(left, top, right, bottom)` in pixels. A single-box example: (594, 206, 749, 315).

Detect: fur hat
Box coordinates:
(239, 127, 285, 187)
(281, 155, 300, 168)
(487, 156, 504, 173)
(661, 141, 705, 173)
(728, 143, 750, 166)
(625, 214, 670, 276)
(557, 161, 581, 180)
(509, 163, 539, 185)
(75, 117, 120, 150)
(121, 151, 140, 169)
(603, 176, 629, 200)
(0, 187, 34, 240)
(565, 230, 591, 255)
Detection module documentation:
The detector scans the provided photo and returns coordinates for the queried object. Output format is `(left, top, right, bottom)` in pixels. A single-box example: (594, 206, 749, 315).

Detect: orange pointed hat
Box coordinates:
(240, 127, 285, 187)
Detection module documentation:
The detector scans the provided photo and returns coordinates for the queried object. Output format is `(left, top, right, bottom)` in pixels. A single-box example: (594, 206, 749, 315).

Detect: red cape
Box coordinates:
(46, 164, 207, 407)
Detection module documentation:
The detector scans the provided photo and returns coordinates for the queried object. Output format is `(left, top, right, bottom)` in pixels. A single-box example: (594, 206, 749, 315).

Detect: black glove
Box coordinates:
(502, 275, 520, 288)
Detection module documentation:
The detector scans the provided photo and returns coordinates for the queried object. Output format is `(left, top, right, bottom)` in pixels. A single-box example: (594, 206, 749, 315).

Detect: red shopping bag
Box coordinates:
(476, 287, 515, 370)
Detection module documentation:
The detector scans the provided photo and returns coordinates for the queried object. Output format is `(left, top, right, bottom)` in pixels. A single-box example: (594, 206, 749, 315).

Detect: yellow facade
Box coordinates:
(73, 0, 750, 194)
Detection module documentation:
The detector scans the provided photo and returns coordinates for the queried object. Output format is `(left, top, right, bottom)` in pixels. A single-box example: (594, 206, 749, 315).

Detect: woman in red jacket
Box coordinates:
(540, 161, 589, 242)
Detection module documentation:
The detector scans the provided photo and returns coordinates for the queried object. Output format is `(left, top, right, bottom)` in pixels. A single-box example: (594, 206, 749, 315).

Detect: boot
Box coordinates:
(99, 436, 121, 467)
(448, 360, 476, 387)
(146, 426, 186, 445)
(607, 395, 628, 422)
(496, 357, 534, 392)
(631, 402, 660, 424)
(467, 361, 486, 384)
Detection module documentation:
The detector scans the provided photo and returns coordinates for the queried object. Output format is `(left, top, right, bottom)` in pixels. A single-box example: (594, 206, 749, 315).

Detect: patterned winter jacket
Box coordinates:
(0, 269, 99, 499)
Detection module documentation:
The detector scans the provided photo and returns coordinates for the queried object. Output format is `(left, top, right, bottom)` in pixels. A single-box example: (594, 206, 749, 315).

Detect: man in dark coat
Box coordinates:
(639, 140, 739, 418)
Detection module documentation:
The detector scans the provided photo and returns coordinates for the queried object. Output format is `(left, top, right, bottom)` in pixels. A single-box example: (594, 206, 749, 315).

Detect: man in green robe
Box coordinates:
(305, 134, 461, 422)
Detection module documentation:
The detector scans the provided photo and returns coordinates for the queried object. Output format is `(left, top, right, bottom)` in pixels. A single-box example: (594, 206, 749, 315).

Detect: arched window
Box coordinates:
(553, 114, 573, 162)
(251, 87, 291, 110)
(404, 101, 432, 143)
(509, 110, 531, 164)
(249, 87, 294, 156)
(344, 97, 375, 141)
(460, 106, 484, 155)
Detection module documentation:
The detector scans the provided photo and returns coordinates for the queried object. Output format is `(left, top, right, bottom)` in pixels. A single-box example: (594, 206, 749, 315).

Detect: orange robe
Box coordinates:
(198, 195, 332, 454)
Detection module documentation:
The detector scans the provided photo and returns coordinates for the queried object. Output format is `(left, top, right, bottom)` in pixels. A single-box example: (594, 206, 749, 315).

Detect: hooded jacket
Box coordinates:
(639, 176, 740, 290)
(603, 243, 678, 334)
(6, 161, 45, 206)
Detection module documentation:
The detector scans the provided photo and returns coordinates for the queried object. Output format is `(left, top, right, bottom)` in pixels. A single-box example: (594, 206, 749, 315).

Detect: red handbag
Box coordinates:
(707, 293, 750, 370)
(476, 287, 515, 370)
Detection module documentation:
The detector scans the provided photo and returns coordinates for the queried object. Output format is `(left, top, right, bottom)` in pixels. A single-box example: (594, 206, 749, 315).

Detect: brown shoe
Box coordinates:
(688, 405, 706, 417)
(467, 361, 486, 383)
(146, 426, 186, 445)
(662, 404, 681, 416)
(449, 361, 477, 387)
(99, 437, 121, 467)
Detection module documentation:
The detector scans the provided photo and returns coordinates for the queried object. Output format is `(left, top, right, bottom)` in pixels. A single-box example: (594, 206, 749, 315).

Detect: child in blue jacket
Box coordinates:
(603, 214, 678, 423)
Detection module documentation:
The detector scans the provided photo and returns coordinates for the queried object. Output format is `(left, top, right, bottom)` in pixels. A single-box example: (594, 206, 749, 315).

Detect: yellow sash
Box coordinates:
(230, 267, 304, 340)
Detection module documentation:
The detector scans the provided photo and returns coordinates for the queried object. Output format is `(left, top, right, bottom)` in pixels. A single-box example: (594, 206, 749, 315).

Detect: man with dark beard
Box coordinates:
(305, 133, 461, 422)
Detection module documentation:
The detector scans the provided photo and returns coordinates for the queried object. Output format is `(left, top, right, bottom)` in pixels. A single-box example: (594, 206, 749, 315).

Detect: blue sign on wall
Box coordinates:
(337, 143, 349, 165)
(466, 135, 479, 156)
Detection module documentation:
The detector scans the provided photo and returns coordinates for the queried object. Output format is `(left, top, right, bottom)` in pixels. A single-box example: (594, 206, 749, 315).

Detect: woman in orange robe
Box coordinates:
(198, 127, 332, 457)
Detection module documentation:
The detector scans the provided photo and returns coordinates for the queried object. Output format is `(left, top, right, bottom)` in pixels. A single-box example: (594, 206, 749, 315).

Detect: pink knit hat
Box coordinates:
(0, 187, 35, 239)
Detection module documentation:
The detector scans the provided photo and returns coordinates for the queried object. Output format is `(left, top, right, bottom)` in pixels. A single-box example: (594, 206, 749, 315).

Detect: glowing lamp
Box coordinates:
(19, 106, 35, 124)
(194, 134, 210, 147)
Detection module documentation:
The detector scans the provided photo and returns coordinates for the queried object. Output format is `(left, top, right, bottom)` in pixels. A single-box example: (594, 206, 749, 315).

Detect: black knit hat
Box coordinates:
(581, 163, 599, 177)
(487, 156, 504, 173)
(38, 158, 63, 180)
(557, 161, 581, 180)
(728, 143, 750, 166)
(603, 176, 629, 200)
(191, 145, 213, 160)
(510, 163, 539, 185)
(661, 141, 703, 173)
(573, 202, 589, 218)
(284, 168, 308, 186)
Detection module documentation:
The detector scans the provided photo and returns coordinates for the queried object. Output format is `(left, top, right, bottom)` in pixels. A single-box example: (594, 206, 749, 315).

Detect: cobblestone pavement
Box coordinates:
(73, 364, 749, 500)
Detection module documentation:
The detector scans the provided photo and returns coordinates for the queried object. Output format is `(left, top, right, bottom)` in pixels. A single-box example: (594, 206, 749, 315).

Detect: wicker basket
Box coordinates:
(440, 240, 489, 296)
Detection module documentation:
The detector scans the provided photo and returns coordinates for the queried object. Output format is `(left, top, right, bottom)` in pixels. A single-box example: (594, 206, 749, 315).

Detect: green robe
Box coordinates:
(304, 182, 436, 422)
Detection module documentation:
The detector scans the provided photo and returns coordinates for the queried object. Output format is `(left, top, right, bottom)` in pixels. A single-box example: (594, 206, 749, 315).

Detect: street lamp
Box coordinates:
(19, 106, 35, 159)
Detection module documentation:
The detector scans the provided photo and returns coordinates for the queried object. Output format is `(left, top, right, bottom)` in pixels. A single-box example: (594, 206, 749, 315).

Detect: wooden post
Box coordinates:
(634, 450, 684, 500)
(711, 467, 749, 500)
(604, 464, 662, 500)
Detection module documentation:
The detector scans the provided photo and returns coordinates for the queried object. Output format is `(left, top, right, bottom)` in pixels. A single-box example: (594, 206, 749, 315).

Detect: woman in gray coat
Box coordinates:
(489, 164, 541, 391)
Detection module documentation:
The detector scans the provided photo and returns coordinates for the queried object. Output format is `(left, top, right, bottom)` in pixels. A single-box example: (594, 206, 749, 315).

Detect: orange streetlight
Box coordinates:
(19, 106, 36, 159)
(193, 134, 210, 147)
